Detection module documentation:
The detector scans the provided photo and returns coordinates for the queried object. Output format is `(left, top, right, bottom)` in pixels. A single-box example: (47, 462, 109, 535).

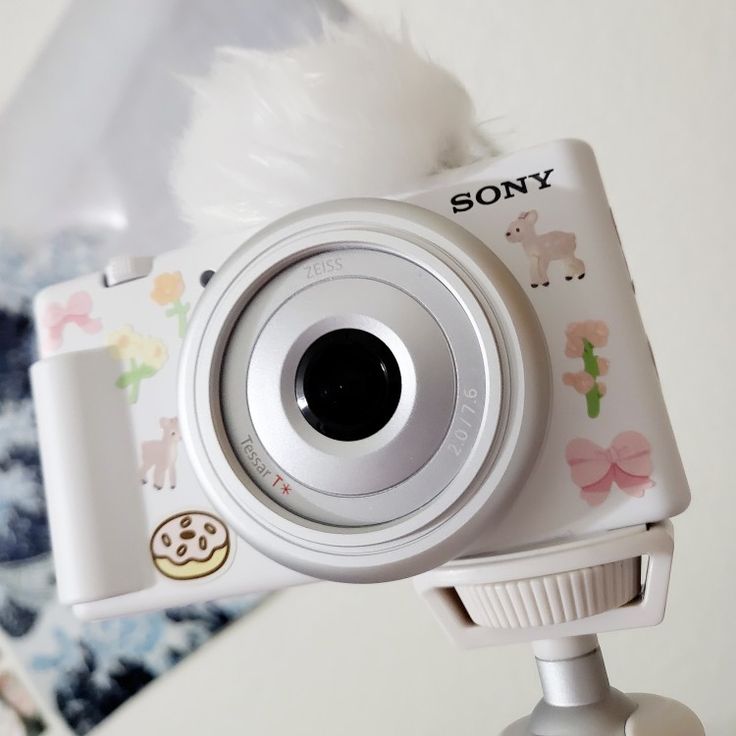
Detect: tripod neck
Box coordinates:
(527, 636, 636, 734)
(533, 636, 614, 707)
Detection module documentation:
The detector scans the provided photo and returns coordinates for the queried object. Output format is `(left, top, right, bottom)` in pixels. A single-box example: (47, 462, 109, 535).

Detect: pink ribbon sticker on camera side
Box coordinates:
(41, 291, 102, 352)
(565, 431, 655, 506)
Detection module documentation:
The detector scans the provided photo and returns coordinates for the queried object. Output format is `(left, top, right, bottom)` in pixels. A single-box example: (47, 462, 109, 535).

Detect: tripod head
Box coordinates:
(415, 523, 705, 735)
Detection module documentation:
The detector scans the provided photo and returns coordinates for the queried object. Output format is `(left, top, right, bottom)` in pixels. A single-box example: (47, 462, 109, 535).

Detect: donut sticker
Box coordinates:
(40, 290, 102, 352)
(565, 431, 655, 507)
(150, 511, 231, 581)
(562, 320, 609, 418)
(107, 325, 168, 404)
(150, 271, 190, 338)
(140, 418, 181, 490)
(504, 210, 585, 288)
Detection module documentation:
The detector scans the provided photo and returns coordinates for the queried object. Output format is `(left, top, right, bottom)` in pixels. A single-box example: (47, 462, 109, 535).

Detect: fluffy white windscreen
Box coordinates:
(171, 18, 488, 242)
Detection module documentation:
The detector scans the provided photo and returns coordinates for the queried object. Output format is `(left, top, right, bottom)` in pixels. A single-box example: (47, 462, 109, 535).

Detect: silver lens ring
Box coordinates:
(179, 199, 550, 582)
(219, 248, 492, 526)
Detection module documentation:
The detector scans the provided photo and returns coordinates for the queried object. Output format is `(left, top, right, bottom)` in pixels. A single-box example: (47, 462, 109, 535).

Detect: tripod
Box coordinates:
(415, 523, 705, 735)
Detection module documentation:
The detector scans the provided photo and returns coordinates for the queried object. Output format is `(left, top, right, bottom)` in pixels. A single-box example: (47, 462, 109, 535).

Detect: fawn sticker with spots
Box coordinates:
(505, 210, 585, 287)
(140, 417, 181, 490)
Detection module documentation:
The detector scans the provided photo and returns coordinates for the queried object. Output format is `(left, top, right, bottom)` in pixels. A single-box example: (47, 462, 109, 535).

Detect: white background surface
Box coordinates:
(0, 1, 734, 734)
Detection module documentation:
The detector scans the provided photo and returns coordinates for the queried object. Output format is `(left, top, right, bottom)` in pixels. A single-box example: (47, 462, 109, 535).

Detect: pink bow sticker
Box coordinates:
(565, 431, 654, 506)
(41, 291, 102, 352)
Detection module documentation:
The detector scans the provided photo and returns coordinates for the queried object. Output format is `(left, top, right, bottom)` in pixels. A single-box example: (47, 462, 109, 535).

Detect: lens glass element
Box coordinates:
(295, 329, 402, 441)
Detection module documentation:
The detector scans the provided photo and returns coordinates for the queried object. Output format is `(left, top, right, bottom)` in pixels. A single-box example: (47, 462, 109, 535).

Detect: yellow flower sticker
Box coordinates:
(151, 272, 190, 338)
(108, 325, 168, 403)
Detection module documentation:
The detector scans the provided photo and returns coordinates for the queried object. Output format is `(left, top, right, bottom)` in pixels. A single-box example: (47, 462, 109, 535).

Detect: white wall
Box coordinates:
(0, 0, 69, 111)
(1, 2, 734, 734)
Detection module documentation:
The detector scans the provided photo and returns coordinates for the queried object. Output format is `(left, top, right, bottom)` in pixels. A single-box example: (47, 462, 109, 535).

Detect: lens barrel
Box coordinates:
(182, 199, 549, 583)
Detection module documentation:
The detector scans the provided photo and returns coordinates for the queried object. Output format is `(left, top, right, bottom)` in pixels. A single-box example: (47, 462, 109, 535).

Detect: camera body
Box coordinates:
(31, 140, 689, 619)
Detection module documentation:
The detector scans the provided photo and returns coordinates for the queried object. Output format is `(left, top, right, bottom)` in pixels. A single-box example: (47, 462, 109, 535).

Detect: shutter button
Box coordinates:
(103, 256, 154, 287)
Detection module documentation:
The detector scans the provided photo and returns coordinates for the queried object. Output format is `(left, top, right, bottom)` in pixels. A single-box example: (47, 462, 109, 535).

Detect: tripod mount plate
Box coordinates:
(414, 522, 674, 648)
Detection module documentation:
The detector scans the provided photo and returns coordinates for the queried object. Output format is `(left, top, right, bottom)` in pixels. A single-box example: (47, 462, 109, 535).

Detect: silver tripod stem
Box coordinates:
(502, 635, 705, 736)
(529, 635, 635, 735)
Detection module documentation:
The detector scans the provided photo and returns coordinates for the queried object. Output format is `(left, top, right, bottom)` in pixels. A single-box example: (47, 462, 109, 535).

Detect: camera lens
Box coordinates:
(295, 329, 402, 441)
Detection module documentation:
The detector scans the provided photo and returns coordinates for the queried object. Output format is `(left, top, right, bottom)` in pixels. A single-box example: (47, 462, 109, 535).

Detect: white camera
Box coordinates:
(30, 139, 689, 619)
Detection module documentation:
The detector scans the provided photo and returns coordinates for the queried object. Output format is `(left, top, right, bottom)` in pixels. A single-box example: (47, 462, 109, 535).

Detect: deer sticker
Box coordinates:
(505, 210, 585, 288)
(140, 417, 181, 490)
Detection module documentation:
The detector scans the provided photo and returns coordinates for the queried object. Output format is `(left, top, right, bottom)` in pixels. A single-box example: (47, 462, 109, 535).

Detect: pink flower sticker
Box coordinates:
(563, 371, 595, 394)
(564, 320, 609, 356)
(563, 320, 610, 418)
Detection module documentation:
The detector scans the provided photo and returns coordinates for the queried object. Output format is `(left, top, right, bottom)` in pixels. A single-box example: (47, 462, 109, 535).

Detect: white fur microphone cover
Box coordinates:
(171, 19, 488, 242)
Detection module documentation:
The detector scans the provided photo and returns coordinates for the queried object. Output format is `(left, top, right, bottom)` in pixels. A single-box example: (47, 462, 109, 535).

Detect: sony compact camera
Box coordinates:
(31, 140, 690, 619)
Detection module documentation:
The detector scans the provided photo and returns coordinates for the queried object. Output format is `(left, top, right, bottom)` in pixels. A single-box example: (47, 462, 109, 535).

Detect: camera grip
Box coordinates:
(31, 349, 154, 605)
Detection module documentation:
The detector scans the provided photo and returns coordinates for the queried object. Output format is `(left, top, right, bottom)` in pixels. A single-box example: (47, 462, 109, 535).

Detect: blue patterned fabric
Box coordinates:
(0, 231, 260, 734)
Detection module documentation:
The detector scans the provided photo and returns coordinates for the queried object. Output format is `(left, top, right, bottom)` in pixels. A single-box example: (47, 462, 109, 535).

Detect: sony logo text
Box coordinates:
(450, 168, 554, 214)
